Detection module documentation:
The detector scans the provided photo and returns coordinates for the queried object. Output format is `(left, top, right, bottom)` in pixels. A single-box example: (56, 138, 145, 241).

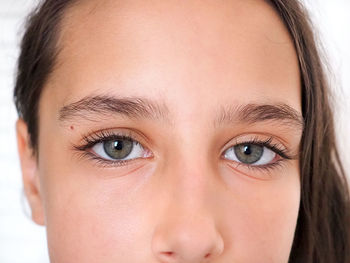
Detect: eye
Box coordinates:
(91, 138, 148, 161)
(224, 143, 277, 166)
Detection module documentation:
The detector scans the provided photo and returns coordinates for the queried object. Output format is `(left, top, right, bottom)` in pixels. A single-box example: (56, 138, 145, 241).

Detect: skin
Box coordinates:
(17, 0, 303, 262)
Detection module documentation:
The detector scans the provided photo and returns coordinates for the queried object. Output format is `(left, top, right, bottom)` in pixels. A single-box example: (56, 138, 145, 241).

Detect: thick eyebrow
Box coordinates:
(215, 103, 304, 129)
(59, 95, 304, 130)
(58, 95, 171, 123)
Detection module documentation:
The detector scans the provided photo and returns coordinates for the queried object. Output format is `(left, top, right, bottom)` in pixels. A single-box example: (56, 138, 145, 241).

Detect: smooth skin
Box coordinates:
(17, 0, 302, 262)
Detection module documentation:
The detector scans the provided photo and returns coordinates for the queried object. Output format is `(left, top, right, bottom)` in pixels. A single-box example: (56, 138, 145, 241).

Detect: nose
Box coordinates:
(152, 213, 224, 263)
(151, 142, 225, 262)
(151, 175, 225, 263)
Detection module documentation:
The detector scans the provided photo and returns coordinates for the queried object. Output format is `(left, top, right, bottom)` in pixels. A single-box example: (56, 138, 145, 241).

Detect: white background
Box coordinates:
(0, 0, 349, 262)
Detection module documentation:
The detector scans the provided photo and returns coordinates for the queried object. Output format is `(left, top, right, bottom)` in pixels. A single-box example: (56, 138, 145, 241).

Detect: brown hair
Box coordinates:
(270, 1, 350, 262)
(13, 0, 350, 262)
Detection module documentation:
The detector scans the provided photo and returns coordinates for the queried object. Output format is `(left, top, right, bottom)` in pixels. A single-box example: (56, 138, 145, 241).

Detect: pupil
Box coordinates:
(113, 141, 123, 151)
(243, 145, 251, 155)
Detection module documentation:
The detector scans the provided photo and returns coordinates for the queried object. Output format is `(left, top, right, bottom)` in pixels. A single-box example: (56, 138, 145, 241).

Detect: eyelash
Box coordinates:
(232, 137, 292, 159)
(73, 131, 294, 170)
(73, 130, 147, 168)
(223, 137, 294, 172)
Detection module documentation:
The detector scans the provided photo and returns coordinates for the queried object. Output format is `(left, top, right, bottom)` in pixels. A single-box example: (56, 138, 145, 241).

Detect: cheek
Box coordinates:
(38, 145, 157, 262)
(220, 163, 300, 262)
(43, 174, 155, 262)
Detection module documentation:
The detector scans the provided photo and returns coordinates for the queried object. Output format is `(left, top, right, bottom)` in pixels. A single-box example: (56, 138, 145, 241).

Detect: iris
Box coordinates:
(103, 139, 133, 159)
(234, 144, 264, 164)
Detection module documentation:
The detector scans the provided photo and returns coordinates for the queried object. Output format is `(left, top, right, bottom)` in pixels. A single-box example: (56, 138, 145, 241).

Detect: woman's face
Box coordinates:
(18, 0, 303, 262)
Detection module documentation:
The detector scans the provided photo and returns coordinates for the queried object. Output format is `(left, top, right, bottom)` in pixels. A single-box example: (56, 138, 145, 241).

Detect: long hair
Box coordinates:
(13, 0, 350, 262)
(268, 1, 350, 262)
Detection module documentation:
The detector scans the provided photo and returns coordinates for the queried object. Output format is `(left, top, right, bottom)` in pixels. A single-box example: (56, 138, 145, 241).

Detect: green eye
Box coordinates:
(103, 139, 133, 159)
(234, 144, 264, 164)
(224, 143, 276, 166)
(91, 137, 147, 161)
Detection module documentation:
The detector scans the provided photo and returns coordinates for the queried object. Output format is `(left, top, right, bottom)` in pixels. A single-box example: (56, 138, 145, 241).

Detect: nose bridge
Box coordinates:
(151, 137, 225, 262)
(164, 134, 217, 212)
(160, 121, 222, 217)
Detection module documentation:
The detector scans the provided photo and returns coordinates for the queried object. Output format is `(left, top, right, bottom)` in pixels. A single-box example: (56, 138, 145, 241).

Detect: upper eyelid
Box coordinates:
(235, 140, 285, 153)
(222, 137, 286, 152)
(73, 130, 144, 153)
(82, 129, 140, 144)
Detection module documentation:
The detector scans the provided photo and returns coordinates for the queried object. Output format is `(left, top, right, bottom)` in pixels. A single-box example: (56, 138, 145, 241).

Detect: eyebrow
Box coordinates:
(58, 95, 304, 129)
(214, 103, 304, 129)
(59, 95, 171, 123)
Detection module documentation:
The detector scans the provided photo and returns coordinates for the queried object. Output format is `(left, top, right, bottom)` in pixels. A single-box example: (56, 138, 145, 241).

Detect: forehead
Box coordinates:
(43, 0, 300, 119)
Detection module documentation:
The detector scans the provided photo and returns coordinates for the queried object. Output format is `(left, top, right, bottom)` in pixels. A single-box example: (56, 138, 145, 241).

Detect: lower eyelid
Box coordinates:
(82, 151, 145, 168)
(225, 159, 288, 180)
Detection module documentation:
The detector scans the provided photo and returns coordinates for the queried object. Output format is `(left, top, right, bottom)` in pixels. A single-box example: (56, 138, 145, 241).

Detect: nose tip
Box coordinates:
(152, 218, 224, 263)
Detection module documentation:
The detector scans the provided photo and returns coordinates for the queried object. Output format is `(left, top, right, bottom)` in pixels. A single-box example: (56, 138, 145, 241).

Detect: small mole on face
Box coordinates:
(70, 125, 74, 130)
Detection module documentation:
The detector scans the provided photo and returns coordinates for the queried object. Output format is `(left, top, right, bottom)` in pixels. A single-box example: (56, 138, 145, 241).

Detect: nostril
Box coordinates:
(162, 251, 174, 256)
(152, 221, 224, 262)
(159, 251, 177, 262)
